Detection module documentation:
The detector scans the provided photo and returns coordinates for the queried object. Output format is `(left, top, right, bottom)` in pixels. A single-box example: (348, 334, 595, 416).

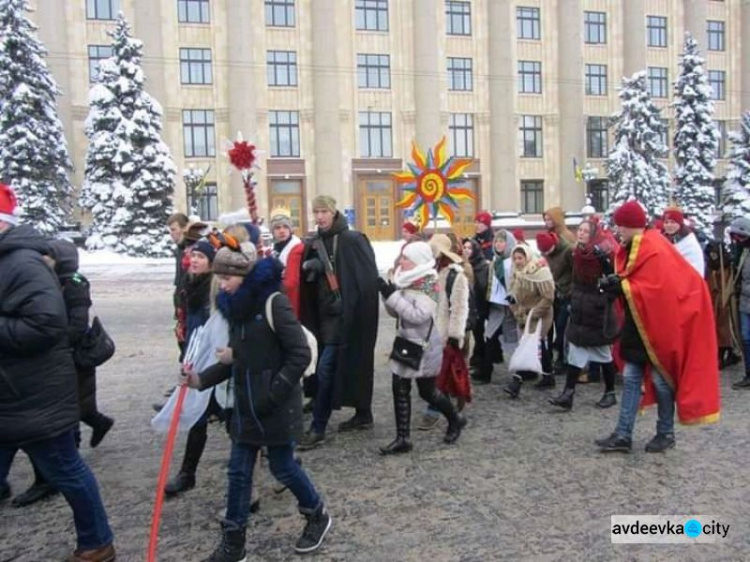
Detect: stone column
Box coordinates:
(310, 0, 343, 200)
(413, 0, 441, 147)
(134, 1, 167, 109)
(487, 0, 515, 211)
(684, 0, 707, 47)
(742, 1, 750, 111)
(622, 0, 646, 77)
(226, 0, 259, 208)
(557, 0, 585, 210)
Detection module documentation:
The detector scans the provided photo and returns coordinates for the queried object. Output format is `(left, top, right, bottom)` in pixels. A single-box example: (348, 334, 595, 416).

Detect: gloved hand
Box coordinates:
(447, 337, 460, 349)
(302, 258, 324, 274)
(378, 277, 396, 299)
(506, 295, 516, 305)
(598, 273, 622, 296)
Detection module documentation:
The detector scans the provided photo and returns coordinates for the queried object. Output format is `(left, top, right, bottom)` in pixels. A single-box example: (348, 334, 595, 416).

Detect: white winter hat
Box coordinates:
(402, 241, 435, 268)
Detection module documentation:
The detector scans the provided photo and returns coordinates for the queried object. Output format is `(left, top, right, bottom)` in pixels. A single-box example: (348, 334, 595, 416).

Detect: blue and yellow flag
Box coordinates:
(573, 158, 583, 183)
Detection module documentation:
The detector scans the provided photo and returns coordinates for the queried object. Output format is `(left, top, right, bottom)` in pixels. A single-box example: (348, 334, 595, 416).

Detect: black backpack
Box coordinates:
(446, 268, 477, 332)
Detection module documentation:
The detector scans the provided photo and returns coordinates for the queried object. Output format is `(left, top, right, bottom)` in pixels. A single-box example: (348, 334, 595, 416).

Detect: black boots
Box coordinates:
(380, 377, 413, 455)
(203, 521, 247, 562)
(425, 385, 466, 444)
(338, 408, 374, 432)
(503, 374, 523, 399)
(88, 414, 114, 448)
(549, 388, 575, 410)
(165, 425, 207, 496)
(645, 433, 676, 453)
(12, 463, 58, 507)
(534, 374, 556, 389)
(295, 504, 333, 554)
(597, 392, 617, 408)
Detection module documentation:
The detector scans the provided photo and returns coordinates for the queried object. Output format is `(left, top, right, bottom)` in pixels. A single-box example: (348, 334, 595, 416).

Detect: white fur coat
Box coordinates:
(437, 264, 470, 347)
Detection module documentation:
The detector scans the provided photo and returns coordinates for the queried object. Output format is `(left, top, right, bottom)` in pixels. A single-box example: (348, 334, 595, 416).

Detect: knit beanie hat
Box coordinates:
(0, 183, 19, 225)
(191, 238, 216, 263)
(475, 211, 492, 228)
(662, 207, 685, 227)
(402, 241, 435, 268)
(212, 242, 257, 276)
(613, 201, 647, 228)
(536, 232, 558, 253)
(512, 228, 526, 243)
(270, 207, 293, 230)
(312, 195, 337, 212)
(402, 220, 419, 235)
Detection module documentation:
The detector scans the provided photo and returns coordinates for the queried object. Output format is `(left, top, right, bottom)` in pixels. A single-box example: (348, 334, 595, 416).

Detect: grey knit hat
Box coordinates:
(212, 241, 257, 276)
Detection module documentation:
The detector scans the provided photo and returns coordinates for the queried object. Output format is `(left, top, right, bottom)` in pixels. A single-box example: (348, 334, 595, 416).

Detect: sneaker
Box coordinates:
(203, 521, 246, 562)
(596, 392, 617, 409)
(11, 483, 58, 507)
(65, 544, 116, 562)
(165, 472, 196, 496)
(90, 415, 114, 448)
(338, 413, 374, 432)
(645, 434, 675, 453)
(732, 376, 750, 389)
(596, 433, 632, 453)
(297, 431, 326, 451)
(417, 413, 440, 431)
(295, 505, 332, 554)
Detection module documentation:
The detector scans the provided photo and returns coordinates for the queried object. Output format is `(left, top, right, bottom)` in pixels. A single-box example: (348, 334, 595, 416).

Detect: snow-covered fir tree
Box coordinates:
(81, 14, 175, 257)
(724, 112, 750, 221)
(0, 0, 73, 234)
(605, 71, 671, 221)
(672, 34, 720, 236)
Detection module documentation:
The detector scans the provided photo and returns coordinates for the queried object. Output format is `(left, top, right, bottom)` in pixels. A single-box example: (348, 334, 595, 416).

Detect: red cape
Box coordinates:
(283, 242, 304, 319)
(615, 230, 720, 425)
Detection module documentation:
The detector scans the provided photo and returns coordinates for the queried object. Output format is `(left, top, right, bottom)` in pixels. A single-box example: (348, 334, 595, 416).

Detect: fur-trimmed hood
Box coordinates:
(216, 257, 284, 322)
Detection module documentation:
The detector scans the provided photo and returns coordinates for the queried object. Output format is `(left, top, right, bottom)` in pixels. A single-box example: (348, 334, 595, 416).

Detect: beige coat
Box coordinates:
(436, 263, 470, 348)
(509, 254, 555, 335)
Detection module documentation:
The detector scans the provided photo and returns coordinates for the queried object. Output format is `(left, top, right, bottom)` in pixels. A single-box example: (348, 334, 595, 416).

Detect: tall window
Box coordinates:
(658, 118, 670, 153)
(267, 51, 298, 87)
(188, 182, 219, 221)
(265, 0, 295, 27)
(180, 49, 212, 85)
(708, 70, 726, 101)
(87, 0, 118, 20)
(587, 117, 609, 158)
(269, 111, 300, 157)
(518, 61, 542, 94)
(715, 120, 727, 158)
(647, 15, 667, 47)
(584, 11, 607, 44)
(521, 180, 544, 214)
(88, 45, 113, 83)
(516, 6, 540, 40)
(359, 112, 392, 157)
(447, 57, 473, 91)
(183, 110, 215, 158)
(590, 179, 610, 212)
(178, 0, 210, 23)
(357, 54, 390, 89)
(519, 116, 543, 158)
(446, 1, 471, 36)
(585, 64, 607, 96)
(707, 21, 725, 51)
(449, 114, 474, 157)
(355, 0, 388, 31)
(647, 67, 668, 98)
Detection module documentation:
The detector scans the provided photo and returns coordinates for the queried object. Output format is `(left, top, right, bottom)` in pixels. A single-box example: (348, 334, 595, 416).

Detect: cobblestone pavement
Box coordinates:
(1, 267, 748, 562)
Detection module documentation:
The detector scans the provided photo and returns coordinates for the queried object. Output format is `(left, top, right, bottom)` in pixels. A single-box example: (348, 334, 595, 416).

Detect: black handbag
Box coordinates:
(74, 316, 116, 369)
(389, 319, 434, 371)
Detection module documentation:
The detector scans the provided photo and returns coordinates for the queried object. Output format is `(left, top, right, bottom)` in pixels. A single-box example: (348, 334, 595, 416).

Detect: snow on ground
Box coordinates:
(78, 249, 174, 266)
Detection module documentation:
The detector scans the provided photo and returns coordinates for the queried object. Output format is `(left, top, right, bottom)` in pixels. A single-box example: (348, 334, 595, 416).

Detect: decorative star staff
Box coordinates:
(227, 132, 259, 224)
(393, 136, 475, 232)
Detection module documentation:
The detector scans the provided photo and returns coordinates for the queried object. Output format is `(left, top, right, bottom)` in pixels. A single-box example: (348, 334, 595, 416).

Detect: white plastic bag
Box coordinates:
(508, 310, 543, 374)
(151, 313, 229, 433)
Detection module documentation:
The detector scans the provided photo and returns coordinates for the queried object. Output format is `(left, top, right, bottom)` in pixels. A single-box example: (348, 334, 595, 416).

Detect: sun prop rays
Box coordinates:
(394, 137, 475, 229)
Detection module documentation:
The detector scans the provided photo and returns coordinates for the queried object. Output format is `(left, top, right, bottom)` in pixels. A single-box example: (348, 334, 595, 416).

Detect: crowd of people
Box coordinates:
(0, 175, 742, 561)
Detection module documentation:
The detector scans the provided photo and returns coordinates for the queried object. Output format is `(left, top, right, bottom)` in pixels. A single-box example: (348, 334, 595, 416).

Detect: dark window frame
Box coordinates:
(521, 180, 544, 214)
(586, 116, 609, 158)
(647, 15, 667, 47)
(359, 111, 393, 158)
(180, 48, 213, 85)
(584, 11, 607, 44)
(647, 67, 668, 98)
(446, 0, 472, 36)
(707, 20, 726, 51)
(178, 0, 210, 24)
(182, 109, 216, 158)
(88, 44, 113, 83)
(447, 57, 473, 91)
(355, 0, 389, 31)
(585, 64, 608, 96)
(267, 50, 298, 87)
(449, 113, 474, 157)
(269, 110, 301, 158)
(708, 70, 726, 101)
(265, 0, 295, 27)
(87, 0, 119, 20)
(516, 6, 540, 40)
(519, 115, 543, 158)
(357, 53, 391, 89)
(187, 181, 219, 221)
(518, 60, 542, 94)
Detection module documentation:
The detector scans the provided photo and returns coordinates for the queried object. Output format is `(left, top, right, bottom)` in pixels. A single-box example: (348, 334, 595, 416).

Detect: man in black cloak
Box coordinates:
(297, 195, 379, 449)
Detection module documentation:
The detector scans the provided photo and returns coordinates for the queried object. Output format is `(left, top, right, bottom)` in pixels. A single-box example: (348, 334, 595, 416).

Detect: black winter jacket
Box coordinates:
(0, 225, 79, 446)
(199, 258, 311, 446)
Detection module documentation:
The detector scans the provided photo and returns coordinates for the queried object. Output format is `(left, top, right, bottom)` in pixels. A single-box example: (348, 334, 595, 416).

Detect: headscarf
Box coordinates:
(510, 244, 555, 299)
(573, 219, 613, 285)
(492, 229, 517, 286)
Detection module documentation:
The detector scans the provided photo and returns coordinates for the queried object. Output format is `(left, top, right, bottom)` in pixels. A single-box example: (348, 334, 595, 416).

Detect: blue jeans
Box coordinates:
(311, 345, 338, 434)
(740, 311, 750, 374)
(0, 430, 113, 550)
(614, 362, 675, 440)
(225, 442, 321, 527)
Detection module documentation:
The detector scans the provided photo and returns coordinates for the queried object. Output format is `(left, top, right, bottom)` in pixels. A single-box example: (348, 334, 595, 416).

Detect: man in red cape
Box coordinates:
(596, 201, 720, 453)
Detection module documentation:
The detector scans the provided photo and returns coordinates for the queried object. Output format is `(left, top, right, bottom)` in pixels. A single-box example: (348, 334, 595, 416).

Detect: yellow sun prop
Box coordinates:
(393, 137, 475, 228)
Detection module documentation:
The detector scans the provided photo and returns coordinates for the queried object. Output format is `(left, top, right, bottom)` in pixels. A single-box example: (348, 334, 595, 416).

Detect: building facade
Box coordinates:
(32, 0, 747, 240)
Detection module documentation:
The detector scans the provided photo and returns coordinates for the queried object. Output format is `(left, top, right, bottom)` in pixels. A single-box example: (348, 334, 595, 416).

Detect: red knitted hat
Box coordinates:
(512, 228, 526, 242)
(536, 232, 557, 253)
(475, 211, 492, 228)
(402, 221, 418, 235)
(0, 183, 18, 225)
(662, 207, 684, 227)
(613, 201, 647, 228)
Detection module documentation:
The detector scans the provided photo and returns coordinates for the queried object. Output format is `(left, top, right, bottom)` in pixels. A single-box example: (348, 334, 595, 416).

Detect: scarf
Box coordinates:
(401, 275, 440, 303)
(274, 235, 301, 267)
(393, 262, 438, 290)
(573, 244, 607, 286)
(510, 246, 555, 299)
(185, 272, 212, 313)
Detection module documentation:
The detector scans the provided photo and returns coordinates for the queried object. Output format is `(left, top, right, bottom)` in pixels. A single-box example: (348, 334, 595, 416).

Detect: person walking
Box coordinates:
(729, 217, 750, 389)
(473, 211, 495, 260)
(270, 207, 304, 318)
(181, 243, 331, 560)
(377, 242, 467, 454)
(463, 238, 490, 374)
(661, 207, 705, 276)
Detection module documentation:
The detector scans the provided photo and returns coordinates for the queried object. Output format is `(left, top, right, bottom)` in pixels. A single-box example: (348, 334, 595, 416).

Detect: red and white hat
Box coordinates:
(0, 184, 18, 225)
